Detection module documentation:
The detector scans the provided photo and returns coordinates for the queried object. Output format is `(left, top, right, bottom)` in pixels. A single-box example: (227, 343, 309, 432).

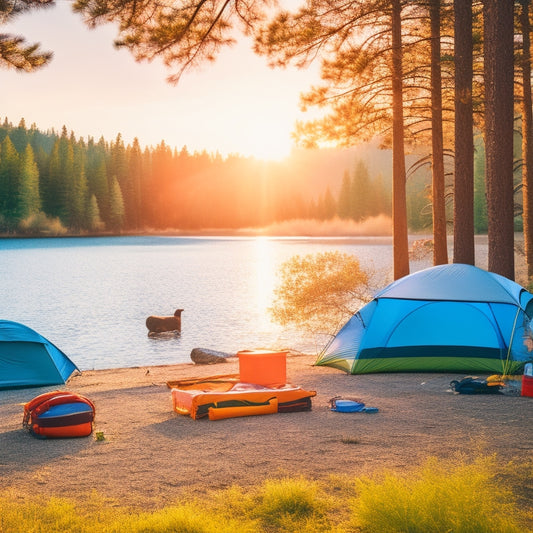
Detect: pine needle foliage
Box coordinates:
(0, 1, 54, 71)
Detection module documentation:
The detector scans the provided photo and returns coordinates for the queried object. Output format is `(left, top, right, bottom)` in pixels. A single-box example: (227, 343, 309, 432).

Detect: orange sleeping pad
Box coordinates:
(168, 374, 315, 420)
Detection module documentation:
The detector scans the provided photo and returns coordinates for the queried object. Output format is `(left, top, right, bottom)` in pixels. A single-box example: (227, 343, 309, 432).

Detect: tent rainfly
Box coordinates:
(0, 320, 78, 389)
(315, 264, 533, 375)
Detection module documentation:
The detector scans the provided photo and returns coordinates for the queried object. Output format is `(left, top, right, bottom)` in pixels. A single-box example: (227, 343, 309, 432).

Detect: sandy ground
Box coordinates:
(1, 353, 532, 509)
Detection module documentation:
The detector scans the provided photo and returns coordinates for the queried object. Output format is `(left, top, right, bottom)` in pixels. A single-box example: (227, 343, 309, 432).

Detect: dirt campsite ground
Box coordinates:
(1, 353, 532, 509)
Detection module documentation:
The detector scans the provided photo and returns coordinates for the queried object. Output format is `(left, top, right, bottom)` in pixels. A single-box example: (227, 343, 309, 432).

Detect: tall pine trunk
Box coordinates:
(453, 0, 475, 265)
(430, 0, 448, 265)
(520, 0, 533, 280)
(483, 0, 515, 279)
(391, 0, 409, 279)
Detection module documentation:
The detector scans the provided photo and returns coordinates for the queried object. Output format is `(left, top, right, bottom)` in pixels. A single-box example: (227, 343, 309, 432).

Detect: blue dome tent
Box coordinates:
(315, 264, 533, 375)
(0, 320, 79, 389)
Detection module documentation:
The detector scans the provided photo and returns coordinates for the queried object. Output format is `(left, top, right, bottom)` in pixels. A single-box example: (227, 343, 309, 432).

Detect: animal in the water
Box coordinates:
(146, 309, 183, 334)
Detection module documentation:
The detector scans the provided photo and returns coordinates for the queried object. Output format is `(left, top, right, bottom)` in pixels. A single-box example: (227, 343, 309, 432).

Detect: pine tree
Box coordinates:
(322, 187, 337, 220)
(0, 136, 20, 227)
(86, 136, 110, 225)
(86, 193, 103, 232)
(150, 140, 176, 228)
(127, 137, 144, 229)
(69, 134, 88, 230)
(483, 0, 515, 279)
(337, 171, 352, 219)
(140, 146, 154, 227)
(10, 118, 29, 152)
(371, 172, 390, 216)
(518, 0, 533, 279)
(453, 0, 475, 265)
(44, 126, 75, 223)
(108, 175, 125, 231)
(17, 143, 41, 221)
(0, 0, 53, 71)
(109, 133, 131, 226)
(351, 160, 371, 221)
(429, 0, 448, 265)
(391, 0, 409, 278)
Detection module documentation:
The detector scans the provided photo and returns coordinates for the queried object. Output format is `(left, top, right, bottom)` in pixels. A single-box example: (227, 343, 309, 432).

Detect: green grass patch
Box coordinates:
(1, 455, 531, 533)
(251, 477, 332, 533)
(352, 455, 528, 533)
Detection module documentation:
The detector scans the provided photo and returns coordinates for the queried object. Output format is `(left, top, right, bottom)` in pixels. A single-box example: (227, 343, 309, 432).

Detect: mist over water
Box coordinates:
(242, 215, 394, 237)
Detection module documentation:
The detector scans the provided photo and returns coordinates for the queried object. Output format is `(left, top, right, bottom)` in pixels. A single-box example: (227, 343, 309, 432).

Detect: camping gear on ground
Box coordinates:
(0, 320, 79, 389)
(237, 349, 287, 387)
(450, 376, 503, 394)
(329, 397, 379, 413)
(523, 363, 533, 397)
(331, 399, 365, 412)
(316, 264, 533, 375)
(499, 375, 523, 396)
(208, 397, 278, 420)
(168, 374, 316, 420)
(23, 391, 95, 438)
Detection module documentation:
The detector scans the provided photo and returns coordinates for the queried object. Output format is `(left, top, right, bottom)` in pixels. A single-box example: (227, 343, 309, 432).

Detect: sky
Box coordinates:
(1, 1, 322, 160)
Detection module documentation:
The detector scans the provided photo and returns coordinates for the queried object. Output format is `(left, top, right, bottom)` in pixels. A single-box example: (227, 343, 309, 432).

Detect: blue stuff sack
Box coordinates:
(331, 399, 365, 412)
(329, 397, 379, 413)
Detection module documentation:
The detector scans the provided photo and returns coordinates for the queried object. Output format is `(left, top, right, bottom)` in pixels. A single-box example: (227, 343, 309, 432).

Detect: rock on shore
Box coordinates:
(190, 347, 235, 364)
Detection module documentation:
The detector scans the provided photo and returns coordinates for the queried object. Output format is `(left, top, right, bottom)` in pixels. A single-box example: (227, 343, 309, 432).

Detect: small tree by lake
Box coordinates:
(269, 251, 373, 338)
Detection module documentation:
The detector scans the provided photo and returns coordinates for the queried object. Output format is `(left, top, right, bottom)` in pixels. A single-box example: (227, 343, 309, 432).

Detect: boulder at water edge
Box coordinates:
(190, 347, 234, 365)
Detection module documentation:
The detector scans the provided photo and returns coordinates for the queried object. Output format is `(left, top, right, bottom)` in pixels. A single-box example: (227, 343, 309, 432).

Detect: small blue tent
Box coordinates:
(315, 264, 533, 374)
(0, 320, 79, 389)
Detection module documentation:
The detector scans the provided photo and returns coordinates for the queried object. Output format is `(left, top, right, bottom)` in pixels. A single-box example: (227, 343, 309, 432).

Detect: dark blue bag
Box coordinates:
(450, 377, 502, 394)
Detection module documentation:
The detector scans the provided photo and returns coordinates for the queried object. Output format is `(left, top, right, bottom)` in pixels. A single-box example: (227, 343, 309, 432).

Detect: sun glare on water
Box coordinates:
(252, 237, 279, 325)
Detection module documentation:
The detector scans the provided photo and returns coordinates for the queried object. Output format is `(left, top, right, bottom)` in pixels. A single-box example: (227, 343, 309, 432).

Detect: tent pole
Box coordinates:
(503, 306, 521, 377)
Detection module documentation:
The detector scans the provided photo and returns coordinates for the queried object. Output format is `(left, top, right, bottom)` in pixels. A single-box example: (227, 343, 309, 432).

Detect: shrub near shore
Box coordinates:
(1, 455, 531, 533)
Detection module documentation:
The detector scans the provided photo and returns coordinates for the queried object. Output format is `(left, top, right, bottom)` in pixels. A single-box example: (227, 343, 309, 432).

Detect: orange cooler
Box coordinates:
(237, 349, 287, 387)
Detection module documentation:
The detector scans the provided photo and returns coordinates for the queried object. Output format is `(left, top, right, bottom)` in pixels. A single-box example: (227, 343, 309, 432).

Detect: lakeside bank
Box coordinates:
(1, 353, 532, 509)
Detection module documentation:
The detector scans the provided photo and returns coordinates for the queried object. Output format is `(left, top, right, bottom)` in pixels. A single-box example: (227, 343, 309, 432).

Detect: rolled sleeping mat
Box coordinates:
(208, 397, 278, 421)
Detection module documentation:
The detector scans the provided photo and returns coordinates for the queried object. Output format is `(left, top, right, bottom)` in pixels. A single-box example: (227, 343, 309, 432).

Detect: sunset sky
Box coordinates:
(1, 2, 321, 160)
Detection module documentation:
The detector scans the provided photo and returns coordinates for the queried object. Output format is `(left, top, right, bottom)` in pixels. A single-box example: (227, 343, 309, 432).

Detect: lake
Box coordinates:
(0, 235, 466, 371)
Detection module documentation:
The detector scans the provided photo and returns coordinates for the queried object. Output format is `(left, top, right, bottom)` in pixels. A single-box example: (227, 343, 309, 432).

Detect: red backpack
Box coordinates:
(23, 391, 95, 438)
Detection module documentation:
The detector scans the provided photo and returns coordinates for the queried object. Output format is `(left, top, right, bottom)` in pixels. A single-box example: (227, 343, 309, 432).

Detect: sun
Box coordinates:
(244, 133, 293, 161)
(227, 115, 295, 161)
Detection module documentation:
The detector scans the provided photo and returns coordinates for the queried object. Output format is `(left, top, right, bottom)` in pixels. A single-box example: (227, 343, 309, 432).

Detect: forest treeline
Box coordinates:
(0, 116, 503, 236)
(0, 118, 512, 235)
(0, 117, 401, 235)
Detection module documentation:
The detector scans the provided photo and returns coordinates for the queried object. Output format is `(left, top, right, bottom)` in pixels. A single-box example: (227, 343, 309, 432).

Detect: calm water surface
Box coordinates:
(1, 235, 432, 370)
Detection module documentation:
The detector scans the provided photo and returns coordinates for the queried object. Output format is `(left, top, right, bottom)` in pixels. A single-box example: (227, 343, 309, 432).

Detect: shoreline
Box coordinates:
(1, 353, 532, 509)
